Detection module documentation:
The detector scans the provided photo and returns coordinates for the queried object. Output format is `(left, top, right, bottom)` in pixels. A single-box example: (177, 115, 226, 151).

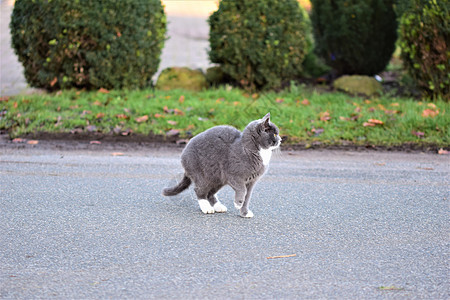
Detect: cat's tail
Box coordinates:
(162, 174, 192, 196)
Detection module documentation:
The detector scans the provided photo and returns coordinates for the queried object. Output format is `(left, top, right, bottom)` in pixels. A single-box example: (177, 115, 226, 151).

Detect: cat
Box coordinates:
(162, 113, 281, 218)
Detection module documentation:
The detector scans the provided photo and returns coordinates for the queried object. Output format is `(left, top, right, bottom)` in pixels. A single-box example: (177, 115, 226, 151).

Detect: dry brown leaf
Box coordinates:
(90, 141, 102, 145)
(179, 95, 185, 104)
(363, 122, 376, 127)
(116, 114, 129, 119)
(98, 88, 110, 94)
(167, 120, 177, 125)
(301, 99, 310, 105)
(368, 119, 384, 125)
(276, 98, 284, 103)
(422, 108, 439, 118)
(96, 113, 105, 119)
(319, 111, 331, 121)
(267, 254, 297, 259)
(438, 148, 448, 155)
(27, 140, 39, 145)
(166, 129, 180, 137)
(111, 152, 124, 156)
(174, 108, 185, 116)
(50, 77, 58, 87)
(411, 130, 425, 137)
(135, 115, 149, 123)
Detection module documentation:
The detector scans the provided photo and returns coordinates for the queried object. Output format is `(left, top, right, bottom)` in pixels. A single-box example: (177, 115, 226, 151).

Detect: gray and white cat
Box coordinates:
(163, 113, 281, 218)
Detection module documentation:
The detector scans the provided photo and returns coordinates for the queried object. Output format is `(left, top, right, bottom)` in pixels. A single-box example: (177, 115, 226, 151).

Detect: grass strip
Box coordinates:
(0, 86, 448, 148)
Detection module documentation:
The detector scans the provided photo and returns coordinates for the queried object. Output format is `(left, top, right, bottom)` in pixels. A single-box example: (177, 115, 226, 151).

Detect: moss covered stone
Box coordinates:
(156, 67, 208, 91)
(333, 75, 382, 97)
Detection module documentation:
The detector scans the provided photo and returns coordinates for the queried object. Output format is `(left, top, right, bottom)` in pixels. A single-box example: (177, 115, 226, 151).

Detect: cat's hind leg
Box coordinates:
(207, 187, 227, 213)
(194, 186, 215, 214)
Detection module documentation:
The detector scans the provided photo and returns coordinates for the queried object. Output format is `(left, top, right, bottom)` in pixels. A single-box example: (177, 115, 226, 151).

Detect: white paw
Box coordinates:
(198, 200, 215, 214)
(234, 202, 243, 209)
(213, 201, 227, 213)
(241, 210, 254, 218)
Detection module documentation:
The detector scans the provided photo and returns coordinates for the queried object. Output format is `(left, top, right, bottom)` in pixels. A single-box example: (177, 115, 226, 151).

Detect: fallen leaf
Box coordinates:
(154, 113, 164, 118)
(378, 286, 404, 291)
(121, 129, 133, 136)
(86, 125, 97, 132)
(427, 103, 437, 109)
(311, 127, 324, 136)
(368, 119, 384, 125)
(252, 93, 259, 99)
(98, 88, 110, 94)
(233, 101, 240, 106)
(438, 148, 448, 155)
(276, 98, 284, 103)
(319, 111, 331, 121)
(174, 108, 185, 116)
(0, 96, 9, 102)
(179, 95, 185, 104)
(167, 120, 177, 125)
(27, 140, 39, 145)
(135, 115, 149, 123)
(50, 77, 58, 87)
(111, 152, 124, 156)
(216, 97, 225, 103)
(417, 167, 434, 170)
(80, 110, 91, 117)
(390, 103, 399, 107)
(363, 122, 376, 127)
(93, 100, 102, 106)
(12, 138, 26, 143)
(422, 108, 439, 118)
(116, 114, 129, 119)
(166, 129, 180, 137)
(301, 99, 310, 105)
(374, 162, 386, 166)
(384, 110, 398, 115)
(411, 130, 425, 138)
(13, 102, 18, 108)
(267, 254, 297, 259)
(90, 141, 102, 145)
(96, 112, 105, 119)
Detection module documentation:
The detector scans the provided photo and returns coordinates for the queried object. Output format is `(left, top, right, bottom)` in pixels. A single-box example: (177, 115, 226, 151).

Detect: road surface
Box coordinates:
(1, 146, 449, 299)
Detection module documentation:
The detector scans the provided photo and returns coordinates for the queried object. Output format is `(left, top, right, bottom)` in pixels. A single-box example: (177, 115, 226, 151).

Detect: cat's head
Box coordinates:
(243, 113, 282, 150)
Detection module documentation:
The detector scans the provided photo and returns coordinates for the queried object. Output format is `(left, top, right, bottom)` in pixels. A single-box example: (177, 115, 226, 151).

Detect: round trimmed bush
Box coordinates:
(10, 0, 166, 90)
(208, 0, 309, 90)
(311, 0, 398, 76)
(398, 0, 449, 99)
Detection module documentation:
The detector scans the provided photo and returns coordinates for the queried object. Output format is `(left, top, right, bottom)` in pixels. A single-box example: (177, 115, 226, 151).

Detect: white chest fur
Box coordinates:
(259, 148, 273, 166)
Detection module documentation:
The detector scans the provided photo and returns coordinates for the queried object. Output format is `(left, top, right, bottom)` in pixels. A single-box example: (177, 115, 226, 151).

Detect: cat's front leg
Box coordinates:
(231, 183, 247, 210)
(240, 182, 255, 218)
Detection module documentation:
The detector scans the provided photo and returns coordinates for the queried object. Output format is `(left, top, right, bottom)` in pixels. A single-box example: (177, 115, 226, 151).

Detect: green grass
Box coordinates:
(0, 85, 448, 148)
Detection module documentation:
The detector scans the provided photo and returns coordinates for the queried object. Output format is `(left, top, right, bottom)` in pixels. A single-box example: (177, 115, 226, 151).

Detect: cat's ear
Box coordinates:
(261, 113, 271, 131)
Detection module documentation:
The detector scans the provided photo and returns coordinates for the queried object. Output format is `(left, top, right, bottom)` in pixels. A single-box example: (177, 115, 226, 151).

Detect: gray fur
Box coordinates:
(163, 113, 281, 217)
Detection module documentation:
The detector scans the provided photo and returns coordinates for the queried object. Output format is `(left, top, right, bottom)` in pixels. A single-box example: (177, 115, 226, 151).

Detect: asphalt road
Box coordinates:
(1, 146, 449, 299)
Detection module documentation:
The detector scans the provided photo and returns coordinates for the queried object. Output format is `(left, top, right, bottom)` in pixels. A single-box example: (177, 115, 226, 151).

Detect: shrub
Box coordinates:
(208, 0, 309, 90)
(398, 0, 449, 100)
(10, 0, 166, 90)
(311, 0, 398, 76)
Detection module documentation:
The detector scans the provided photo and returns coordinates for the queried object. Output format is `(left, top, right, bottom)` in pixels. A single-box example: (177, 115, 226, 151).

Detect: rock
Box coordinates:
(156, 67, 208, 91)
(333, 75, 382, 97)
